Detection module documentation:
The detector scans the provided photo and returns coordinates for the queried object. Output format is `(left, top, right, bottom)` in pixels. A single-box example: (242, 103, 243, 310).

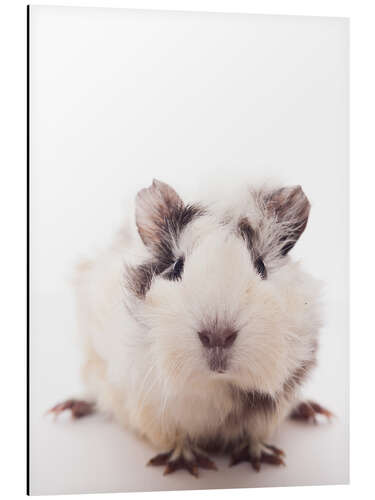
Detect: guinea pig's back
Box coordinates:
(73, 220, 148, 405)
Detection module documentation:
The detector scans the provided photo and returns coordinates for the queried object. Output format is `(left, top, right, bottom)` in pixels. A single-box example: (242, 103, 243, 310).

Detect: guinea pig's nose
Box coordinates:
(198, 328, 238, 349)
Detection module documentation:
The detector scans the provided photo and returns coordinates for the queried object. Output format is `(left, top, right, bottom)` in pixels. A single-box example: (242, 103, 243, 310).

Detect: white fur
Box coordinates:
(74, 182, 322, 451)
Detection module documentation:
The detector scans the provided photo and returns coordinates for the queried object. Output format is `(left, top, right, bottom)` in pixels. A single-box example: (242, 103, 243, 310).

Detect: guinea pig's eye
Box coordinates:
(255, 257, 267, 279)
(165, 256, 185, 281)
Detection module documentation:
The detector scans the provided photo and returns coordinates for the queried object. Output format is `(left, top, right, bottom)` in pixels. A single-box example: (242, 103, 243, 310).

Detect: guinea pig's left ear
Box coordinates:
(135, 179, 184, 247)
(263, 185, 311, 255)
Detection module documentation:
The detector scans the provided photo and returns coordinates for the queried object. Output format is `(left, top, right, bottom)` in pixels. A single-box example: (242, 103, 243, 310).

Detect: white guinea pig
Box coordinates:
(49, 179, 332, 476)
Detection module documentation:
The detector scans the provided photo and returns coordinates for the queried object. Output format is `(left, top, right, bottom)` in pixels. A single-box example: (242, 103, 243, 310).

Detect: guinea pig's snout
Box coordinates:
(197, 326, 238, 373)
(198, 328, 238, 349)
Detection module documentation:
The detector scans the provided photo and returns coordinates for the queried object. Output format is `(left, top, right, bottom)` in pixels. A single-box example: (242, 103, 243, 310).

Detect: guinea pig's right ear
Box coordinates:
(260, 185, 311, 257)
(135, 179, 184, 247)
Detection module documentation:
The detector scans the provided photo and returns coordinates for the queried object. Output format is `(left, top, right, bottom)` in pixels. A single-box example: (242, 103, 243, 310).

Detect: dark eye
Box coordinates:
(255, 257, 267, 279)
(166, 256, 185, 281)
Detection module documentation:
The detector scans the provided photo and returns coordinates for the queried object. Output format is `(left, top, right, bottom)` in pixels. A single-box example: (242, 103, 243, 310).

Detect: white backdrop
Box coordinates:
(29, 6, 348, 495)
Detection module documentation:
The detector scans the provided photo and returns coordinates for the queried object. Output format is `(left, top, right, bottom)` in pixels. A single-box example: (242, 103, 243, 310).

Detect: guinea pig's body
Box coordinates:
(52, 180, 331, 475)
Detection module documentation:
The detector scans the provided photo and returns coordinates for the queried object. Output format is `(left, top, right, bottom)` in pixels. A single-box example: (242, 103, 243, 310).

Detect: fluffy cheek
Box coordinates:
(231, 324, 290, 395)
(149, 326, 204, 389)
(229, 291, 292, 394)
(230, 273, 319, 394)
(142, 281, 206, 388)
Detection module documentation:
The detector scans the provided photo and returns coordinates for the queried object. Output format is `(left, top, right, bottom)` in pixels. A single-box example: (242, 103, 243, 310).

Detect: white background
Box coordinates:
(0, 1, 374, 500)
(28, 6, 348, 495)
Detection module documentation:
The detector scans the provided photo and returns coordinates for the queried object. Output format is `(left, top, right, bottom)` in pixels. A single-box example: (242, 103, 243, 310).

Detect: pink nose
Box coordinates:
(198, 328, 238, 349)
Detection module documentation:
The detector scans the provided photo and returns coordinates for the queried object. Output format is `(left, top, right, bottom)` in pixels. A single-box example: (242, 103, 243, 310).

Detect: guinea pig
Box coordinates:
(49, 179, 332, 476)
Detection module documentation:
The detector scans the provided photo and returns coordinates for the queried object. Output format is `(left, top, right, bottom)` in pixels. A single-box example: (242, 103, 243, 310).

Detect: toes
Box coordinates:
(184, 461, 199, 478)
(47, 399, 94, 419)
(163, 458, 199, 478)
(147, 451, 172, 466)
(230, 443, 286, 470)
(309, 401, 334, 419)
(249, 458, 261, 472)
(48, 399, 75, 415)
(186, 464, 199, 478)
(70, 401, 95, 419)
(290, 401, 333, 423)
(149, 447, 216, 477)
(194, 452, 218, 470)
(260, 452, 285, 467)
(163, 460, 180, 476)
(263, 444, 285, 457)
(290, 402, 316, 421)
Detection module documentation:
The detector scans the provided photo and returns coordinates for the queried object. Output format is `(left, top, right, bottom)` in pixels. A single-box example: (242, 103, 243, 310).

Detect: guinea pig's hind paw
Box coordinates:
(47, 399, 95, 419)
(147, 446, 217, 478)
(229, 443, 285, 472)
(290, 401, 334, 424)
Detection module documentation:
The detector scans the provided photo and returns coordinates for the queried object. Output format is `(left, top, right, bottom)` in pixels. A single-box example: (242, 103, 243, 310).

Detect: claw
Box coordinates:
(164, 459, 199, 477)
(263, 444, 285, 457)
(147, 451, 172, 466)
(250, 459, 261, 472)
(47, 399, 95, 419)
(194, 452, 218, 470)
(148, 446, 217, 477)
(309, 401, 334, 419)
(260, 452, 285, 467)
(230, 442, 286, 472)
(290, 401, 334, 423)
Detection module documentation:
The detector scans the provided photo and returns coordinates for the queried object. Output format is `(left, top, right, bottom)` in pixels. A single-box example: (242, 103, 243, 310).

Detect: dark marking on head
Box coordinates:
(237, 185, 310, 274)
(238, 218, 256, 256)
(238, 218, 267, 279)
(151, 203, 205, 271)
(125, 261, 161, 298)
(128, 180, 206, 297)
(135, 179, 205, 254)
(254, 257, 267, 279)
(164, 256, 185, 281)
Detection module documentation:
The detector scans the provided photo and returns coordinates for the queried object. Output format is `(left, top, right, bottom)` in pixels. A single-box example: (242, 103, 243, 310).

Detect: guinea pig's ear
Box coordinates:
(135, 179, 184, 247)
(262, 185, 310, 256)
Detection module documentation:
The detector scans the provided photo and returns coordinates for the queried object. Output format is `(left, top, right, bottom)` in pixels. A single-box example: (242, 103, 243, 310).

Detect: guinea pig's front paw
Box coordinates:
(147, 443, 217, 478)
(47, 399, 95, 419)
(229, 441, 285, 472)
(290, 400, 334, 424)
